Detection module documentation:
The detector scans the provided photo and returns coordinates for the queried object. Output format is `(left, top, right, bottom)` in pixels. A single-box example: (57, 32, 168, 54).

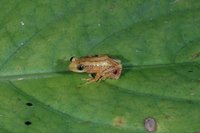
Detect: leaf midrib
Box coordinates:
(0, 62, 199, 81)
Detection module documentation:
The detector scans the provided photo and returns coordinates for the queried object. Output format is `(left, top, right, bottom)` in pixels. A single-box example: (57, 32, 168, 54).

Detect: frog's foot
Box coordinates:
(83, 78, 98, 84)
(80, 77, 96, 84)
(83, 77, 102, 85)
(81, 78, 92, 81)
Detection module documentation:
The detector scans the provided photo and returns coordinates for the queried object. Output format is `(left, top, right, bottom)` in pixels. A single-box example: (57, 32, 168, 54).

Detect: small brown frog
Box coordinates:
(68, 55, 122, 83)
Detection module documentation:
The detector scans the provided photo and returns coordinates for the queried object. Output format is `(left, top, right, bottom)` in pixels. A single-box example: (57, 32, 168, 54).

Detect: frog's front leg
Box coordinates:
(81, 74, 95, 81)
(82, 72, 102, 84)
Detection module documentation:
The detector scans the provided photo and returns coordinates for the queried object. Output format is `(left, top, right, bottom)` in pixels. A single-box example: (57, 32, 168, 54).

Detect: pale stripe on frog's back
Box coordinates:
(82, 60, 113, 68)
(80, 55, 120, 66)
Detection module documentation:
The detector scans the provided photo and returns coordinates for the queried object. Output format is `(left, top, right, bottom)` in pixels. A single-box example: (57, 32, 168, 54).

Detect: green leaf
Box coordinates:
(0, 0, 200, 132)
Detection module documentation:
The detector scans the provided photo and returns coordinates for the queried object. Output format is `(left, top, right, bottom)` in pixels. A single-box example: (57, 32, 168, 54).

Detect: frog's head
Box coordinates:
(68, 57, 86, 73)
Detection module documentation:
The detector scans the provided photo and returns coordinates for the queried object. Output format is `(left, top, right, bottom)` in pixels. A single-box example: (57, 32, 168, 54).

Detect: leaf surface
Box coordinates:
(0, 0, 200, 132)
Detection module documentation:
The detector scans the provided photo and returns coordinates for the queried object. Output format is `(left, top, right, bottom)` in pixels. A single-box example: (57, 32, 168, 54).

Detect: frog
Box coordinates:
(68, 55, 122, 84)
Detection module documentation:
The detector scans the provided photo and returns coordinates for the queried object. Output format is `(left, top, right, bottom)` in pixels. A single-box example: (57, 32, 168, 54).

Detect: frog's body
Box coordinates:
(68, 55, 122, 83)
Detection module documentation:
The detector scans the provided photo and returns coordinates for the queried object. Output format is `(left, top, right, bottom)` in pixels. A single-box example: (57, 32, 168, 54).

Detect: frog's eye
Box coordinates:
(77, 64, 84, 71)
(70, 57, 76, 62)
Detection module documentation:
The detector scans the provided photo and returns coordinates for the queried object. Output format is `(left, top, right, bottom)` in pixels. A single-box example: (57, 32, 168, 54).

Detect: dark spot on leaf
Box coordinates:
(26, 102, 33, 106)
(188, 70, 193, 72)
(112, 116, 126, 127)
(144, 117, 156, 132)
(25, 121, 32, 126)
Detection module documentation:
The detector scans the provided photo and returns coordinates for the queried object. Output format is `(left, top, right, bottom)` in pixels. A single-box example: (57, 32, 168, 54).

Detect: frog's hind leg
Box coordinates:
(100, 66, 122, 81)
(111, 66, 122, 79)
(99, 72, 112, 81)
